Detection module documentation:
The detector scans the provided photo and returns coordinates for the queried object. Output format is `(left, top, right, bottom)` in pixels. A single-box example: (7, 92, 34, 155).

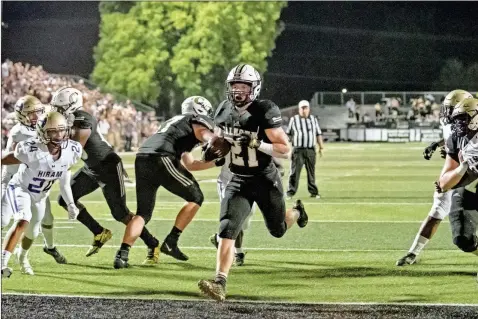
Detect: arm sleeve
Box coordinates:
(13, 141, 30, 163)
(59, 170, 74, 206)
(263, 101, 283, 129)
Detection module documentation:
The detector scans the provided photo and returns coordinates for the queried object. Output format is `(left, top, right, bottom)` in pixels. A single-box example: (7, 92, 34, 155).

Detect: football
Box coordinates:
(203, 136, 231, 161)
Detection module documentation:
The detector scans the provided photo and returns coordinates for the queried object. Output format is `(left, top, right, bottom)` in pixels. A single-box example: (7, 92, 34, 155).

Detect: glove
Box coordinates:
(215, 157, 226, 167)
(439, 146, 447, 159)
(67, 203, 79, 220)
(423, 142, 439, 160)
(236, 133, 261, 149)
(466, 156, 478, 175)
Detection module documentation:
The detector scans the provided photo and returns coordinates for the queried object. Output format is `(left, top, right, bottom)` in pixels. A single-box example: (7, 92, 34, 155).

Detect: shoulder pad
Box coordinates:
(192, 115, 214, 131)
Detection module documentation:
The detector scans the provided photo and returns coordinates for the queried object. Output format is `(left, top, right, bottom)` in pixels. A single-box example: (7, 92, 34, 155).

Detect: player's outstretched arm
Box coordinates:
(181, 151, 218, 171)
(59, 170, 79, 220)
(0, 151, 22, 165)
(438, 154, 466, 191)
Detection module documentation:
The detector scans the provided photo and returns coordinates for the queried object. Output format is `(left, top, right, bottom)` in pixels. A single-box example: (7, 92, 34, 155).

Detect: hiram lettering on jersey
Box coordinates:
(37, 171, 63, 178)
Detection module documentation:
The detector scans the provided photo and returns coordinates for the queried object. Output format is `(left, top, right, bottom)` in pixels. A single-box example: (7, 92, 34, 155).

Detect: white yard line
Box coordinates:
(26, 218, 439, 223)
(77, 200, 431, 205)
(26, 243, 457, 253)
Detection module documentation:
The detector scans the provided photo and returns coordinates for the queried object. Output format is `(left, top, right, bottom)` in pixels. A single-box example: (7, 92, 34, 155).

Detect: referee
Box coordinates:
(286, 100, 324, 199)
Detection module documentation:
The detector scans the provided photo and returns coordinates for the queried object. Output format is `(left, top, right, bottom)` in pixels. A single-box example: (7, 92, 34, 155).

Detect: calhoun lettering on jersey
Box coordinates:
(37, 171, 63, 178)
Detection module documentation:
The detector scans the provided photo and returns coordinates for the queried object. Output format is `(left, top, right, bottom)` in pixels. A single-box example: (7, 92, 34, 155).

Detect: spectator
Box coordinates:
(346, 97, 356, 120)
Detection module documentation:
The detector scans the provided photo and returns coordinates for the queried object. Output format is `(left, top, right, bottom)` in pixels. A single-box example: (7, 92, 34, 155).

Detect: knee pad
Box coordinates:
(24, 221, 41, 240)
(453, 236, 478, 253)
(218, 219, 239, 240)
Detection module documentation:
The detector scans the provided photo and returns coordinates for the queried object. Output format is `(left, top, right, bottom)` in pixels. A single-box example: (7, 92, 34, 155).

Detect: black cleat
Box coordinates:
(113, 249, 129, 269)
(160, 241, 189, 261)
(396, 252, 417, 266)
(234, 253, 245, 266)
(209, 233, 219, 249)
(294, 199, 308, 228)
(43, 246, 67, 264)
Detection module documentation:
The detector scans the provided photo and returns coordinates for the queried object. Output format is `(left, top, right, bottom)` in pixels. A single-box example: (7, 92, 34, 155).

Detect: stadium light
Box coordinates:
(341, 88, 348, 94)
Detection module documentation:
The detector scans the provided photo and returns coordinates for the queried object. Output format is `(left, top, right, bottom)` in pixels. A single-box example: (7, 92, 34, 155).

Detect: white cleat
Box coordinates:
(1, 267, 13, 278)
(15, 249, 34, 276)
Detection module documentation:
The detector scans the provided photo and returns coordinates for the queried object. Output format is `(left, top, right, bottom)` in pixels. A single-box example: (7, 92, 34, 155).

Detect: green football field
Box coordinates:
(2, 143, 477, 304)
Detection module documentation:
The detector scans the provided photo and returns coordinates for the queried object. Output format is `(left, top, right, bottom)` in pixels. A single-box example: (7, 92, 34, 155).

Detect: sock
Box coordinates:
(215, 271, 227, 287)
(409, 235, 429, 256)
(76, 208, 104, 236)
(235, 247, 244, 254)
(166, 226, 182, 243)
(139, 227, 160, 249)
(120, 243, 131, 252)
(2, 250, 12, 268)
(42, 225, 55, 249)
(19, 247, 29, 259)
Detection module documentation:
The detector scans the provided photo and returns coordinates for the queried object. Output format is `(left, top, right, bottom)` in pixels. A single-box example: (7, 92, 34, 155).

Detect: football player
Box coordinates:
(50, 87, 161, 263)
(209, 155, 285, 266)
(437, 98, 478, 261)
(114, 96, 224, 269)
(198, 64, 308, 301)
(1, 96, 67, 266)
(1, 112, 82, 278)
(396, 90, 473, 266)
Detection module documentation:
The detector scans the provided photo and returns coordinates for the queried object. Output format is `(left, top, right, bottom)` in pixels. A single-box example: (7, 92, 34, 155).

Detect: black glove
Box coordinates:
(236, 133, 261, 149)
(215, 157, 226, 167)
(439, 146, 447, 159)
(423, 142, 440, 160)
(467, 156, 478, 175)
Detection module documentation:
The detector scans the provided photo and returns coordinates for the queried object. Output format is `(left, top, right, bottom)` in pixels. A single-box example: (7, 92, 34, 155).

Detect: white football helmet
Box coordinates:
(36, 111, 69, 145)
(226, 64, 261, 109)
(14, 95, 46, 127)
(181, 96, 213, 118)
(50, 87, 83, 116)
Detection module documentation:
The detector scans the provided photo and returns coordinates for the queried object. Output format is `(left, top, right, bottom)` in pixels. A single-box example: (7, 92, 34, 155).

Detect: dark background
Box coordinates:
(2, 1, 478, 106)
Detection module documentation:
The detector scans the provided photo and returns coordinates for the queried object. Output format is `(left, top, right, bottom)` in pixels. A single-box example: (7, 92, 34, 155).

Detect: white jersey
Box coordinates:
(1, 123, 37, 186)
(9, 139, 82, 201)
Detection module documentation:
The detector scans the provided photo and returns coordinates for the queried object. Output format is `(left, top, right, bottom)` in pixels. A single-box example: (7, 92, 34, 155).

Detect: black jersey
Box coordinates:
(214, 99, 283, 176)
(446, 133, 478, 190)
(138, 114, 214, 158)
(72, 110, 114, 168)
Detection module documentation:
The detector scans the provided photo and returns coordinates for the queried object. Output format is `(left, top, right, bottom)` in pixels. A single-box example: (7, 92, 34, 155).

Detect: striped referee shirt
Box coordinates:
(286, 114, 322, 148)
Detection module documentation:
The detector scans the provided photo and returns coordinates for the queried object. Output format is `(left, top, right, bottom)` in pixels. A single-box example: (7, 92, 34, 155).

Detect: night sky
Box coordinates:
(2, 1, 477, 107)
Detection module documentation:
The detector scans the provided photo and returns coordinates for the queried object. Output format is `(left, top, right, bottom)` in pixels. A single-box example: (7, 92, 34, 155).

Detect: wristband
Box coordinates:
(454, 162, 469, 176)
(257, 141, 274, 156)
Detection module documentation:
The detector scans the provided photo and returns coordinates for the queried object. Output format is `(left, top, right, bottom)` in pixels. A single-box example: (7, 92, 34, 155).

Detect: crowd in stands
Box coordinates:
(1, 60, 159, 151)
(346, 94, 442, 128)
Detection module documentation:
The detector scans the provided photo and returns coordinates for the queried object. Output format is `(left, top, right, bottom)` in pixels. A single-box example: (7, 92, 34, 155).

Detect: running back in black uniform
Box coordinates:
(214, 99, 288, 239)
(135, 113, 214, 223)
(58, 109, 159, 256)
(445, 133, 478, 253)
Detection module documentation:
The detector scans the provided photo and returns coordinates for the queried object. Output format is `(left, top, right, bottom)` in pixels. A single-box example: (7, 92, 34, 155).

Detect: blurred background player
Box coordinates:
(1, 112, 82, 277)
(198, 64, 308, 301)
(114, 96, 223, 269)
(396, 89, 473, 266)
(50, 87, 161, 263)
(1, 96, 67, 266)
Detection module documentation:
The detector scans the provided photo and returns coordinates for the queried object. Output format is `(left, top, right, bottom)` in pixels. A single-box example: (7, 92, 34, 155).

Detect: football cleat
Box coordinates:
(113, 249, 129, 269)
(294, 199, 308, 228)
(209, 233, 219, 249)
(286, 195, 293, 200)
(15, 250, 34, 276)
(43, 246, 67, 264)
(234, 253, 245, 266)
(1, 267, 13, 278)
(310, 194, 321, 199)
(142, 245, 160, 265)
(86, 228, 113, 257)
(160, 241, 189, 261)
(198, 279, 226, 302)
(396, 253, 417, 266)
